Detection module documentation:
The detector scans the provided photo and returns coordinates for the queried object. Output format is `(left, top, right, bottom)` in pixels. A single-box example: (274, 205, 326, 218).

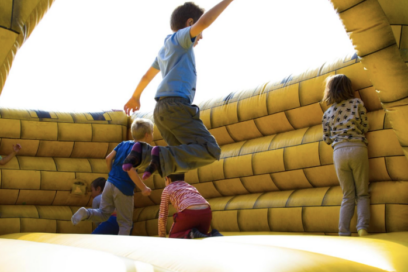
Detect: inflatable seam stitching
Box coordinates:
(283, 111, 295, 130)
(384, 204, 388, 233)
(225, 126, 237, 142)
(338, 0, 367, 14)
(320, 187, 332, 206)
(88, 159, 93, 173)
(253, 120, 265, 137)
(269, 174, 282, 191)
(224, 195, 238, 210)
(237, 178, 250, 195)
(236, 210, 242, 231)
(0, 26, 18, 34)
(398, 27, 403, 49)
(50, 190, 57, 205)
(68, 142, 75, 158)
(383, 98, 408, 106)
(10, 0, 15, 30)
(284, 190, 296, 208)
(302, 169, 316, 188)
(360, 42, 397, 58)
(383, 157, 392, 181)
(211, 180, 224, 197)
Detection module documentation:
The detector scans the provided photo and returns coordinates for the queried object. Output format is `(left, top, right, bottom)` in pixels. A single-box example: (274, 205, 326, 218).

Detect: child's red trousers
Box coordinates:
(169, 207, 212, 238)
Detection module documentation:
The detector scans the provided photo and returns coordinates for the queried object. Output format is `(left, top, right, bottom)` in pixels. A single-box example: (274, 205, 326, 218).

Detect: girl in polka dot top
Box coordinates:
(322, 74, 370, 237)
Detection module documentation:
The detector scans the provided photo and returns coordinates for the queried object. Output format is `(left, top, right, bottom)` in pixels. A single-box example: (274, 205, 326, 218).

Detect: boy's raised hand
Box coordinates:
(124, 97, 141, 116)
(190, 0, 234, 39)
(13, 144, 21, 154)
(125, 66, 159, 116)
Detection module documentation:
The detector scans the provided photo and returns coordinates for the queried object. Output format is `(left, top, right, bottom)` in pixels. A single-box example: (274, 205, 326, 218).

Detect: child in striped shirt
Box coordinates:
(322, 74, 370, 237)
(158, 173, 222, 238)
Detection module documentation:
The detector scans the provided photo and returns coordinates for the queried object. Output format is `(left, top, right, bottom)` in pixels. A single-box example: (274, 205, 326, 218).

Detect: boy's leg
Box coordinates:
(86, 181, 116, 222)
(112, 186, 134, 235)
(334, 148, 356, 236)
(150, 98, 221, 177)
(351, 146, 370, 232)
(155, 121, 182, 147)
(139, 143, 153, 169)
(123, 142, 153, 171)
(92, 215, 119, 235)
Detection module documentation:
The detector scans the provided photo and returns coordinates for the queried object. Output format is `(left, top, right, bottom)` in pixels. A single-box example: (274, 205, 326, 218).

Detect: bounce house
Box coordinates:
(1, 0, 408, 271)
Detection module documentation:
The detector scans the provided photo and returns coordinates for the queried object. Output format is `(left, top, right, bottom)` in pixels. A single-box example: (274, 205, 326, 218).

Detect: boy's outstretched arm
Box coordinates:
(0, 144, 21, 165)
(124, 66, 160, 115)
(127, 168, 152, 196)
(106, 150, 116, 172)
(190, 0, 234, 38)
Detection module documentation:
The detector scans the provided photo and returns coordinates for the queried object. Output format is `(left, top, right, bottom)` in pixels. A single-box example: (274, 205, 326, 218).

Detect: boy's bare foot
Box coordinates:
(71, 207, 89, 225)
(143, 146, 162, 180)
(123, 142, 142, 171)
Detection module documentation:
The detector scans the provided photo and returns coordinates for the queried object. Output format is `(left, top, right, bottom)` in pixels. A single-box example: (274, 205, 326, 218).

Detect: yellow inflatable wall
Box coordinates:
(1, 0, 408, 271)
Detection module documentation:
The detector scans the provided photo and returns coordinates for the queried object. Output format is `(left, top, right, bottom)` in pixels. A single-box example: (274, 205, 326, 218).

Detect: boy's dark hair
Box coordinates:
(170, 2, 204, 32)
(167, 173, 185, 182)
(322, 74, 354, 105)
(91, 177, 107, 191)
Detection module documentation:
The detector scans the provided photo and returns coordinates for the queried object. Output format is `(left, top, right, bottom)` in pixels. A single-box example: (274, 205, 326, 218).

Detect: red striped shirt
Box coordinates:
(158, 181, 209, 237)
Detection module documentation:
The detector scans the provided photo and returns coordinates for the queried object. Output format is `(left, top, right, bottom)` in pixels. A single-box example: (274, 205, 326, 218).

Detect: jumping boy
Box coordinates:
(123, 1, 234, 180)
(159, 173, 222, 238)
(71, 118, 154, 235)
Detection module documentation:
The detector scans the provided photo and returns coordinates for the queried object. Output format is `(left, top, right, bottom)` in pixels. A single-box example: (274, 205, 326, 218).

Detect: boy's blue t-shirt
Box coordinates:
(108, 141, 135, 196)
(152, 26, 197, 104)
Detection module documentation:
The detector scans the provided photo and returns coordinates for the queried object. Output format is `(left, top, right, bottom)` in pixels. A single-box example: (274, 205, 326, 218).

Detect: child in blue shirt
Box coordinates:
(71, 118, 154, 235)
(123, 1, 234, 180)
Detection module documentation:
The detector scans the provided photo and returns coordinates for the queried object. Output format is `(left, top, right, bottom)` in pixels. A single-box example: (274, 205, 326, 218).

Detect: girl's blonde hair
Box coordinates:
(131, 118, 154, 140)
(322, 74, 354, 105)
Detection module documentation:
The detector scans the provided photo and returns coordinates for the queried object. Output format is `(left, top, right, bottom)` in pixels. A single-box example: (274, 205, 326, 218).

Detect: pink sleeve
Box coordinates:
(158, 188, 169, 237)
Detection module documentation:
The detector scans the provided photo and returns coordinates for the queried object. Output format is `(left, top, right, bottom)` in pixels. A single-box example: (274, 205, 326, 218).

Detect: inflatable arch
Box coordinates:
(1, 0, 408, 271)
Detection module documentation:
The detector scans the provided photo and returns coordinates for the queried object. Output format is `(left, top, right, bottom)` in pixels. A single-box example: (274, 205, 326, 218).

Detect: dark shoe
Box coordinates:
(189, 228, 208, 239)
(209, 229, 223, 237)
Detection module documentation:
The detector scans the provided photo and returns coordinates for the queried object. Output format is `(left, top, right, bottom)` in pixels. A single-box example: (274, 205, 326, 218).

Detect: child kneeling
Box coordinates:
(159, 173, 222, 238)
(90, 177, 120, 235)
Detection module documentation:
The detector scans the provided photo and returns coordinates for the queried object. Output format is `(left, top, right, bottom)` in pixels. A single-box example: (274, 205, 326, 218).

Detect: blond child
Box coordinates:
(322, 74, 370, 236)
(71, 118, 154, 235)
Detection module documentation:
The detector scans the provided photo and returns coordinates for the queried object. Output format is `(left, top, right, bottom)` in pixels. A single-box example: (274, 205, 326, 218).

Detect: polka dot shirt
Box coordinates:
(322, 98, 369, 148)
